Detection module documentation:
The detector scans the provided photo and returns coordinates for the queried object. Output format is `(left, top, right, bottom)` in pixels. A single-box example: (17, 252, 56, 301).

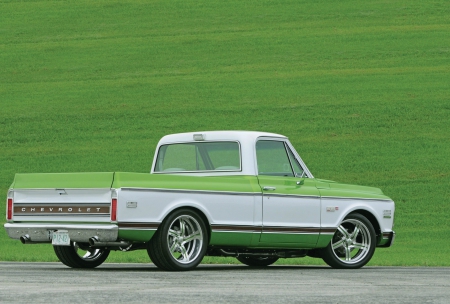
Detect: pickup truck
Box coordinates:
(5, 131, 395, 271)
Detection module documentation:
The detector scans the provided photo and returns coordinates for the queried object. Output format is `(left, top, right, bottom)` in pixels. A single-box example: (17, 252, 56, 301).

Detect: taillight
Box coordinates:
(111, 198, 117, 221)
(7, 198, 13, 220)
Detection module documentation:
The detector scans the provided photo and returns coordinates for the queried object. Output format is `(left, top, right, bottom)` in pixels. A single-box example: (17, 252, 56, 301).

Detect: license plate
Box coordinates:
(52, 230, 70, 246)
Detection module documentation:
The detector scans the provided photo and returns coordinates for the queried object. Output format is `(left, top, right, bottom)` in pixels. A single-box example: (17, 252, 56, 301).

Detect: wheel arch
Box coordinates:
(159, 205, 212, 244)
(347, 209, 381, 244)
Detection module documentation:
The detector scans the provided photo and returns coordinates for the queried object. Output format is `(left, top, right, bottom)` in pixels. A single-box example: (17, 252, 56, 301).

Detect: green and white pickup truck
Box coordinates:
(5, 131, 395, 271)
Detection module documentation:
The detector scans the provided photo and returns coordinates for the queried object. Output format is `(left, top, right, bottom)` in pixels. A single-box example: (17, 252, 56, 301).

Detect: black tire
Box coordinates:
(53, 241, 110, 268)
(237, 256, 279, 267)
(320, 213, 376, 269)
(147, 231, 171, 270)
(147, 208, 208, 271)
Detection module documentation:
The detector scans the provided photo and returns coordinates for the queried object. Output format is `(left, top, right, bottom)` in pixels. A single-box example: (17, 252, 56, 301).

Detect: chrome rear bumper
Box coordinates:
(4, 223, 118, 243)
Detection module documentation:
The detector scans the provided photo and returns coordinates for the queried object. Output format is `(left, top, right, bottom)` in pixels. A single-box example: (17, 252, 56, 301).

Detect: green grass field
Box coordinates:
(1, 0, 449, 266)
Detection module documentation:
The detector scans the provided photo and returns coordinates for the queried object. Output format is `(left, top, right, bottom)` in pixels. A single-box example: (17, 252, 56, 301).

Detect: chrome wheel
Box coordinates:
(331, 219, 371, 264)
(147, 208, 208, 271)
(53, 241, 109, 268)
(167, 215, 204, 264)
(73, 242, 105, 262)
(320, 213, 376, 269)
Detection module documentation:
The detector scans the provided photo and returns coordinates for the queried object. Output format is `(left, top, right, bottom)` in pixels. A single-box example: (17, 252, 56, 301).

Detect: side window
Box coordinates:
(286, 146, 305, 177)
(256, 141, 294, 177)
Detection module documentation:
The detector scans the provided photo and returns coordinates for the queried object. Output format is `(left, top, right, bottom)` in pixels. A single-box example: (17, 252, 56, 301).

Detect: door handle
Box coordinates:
(263, 186, 276, 191)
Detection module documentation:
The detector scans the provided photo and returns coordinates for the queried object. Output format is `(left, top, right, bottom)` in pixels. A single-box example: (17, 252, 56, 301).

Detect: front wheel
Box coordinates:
(53, 242, 110, 268)
(237, 256, 279, 267)
(320, 213, 376, 269)
(147, 209, 208, 271)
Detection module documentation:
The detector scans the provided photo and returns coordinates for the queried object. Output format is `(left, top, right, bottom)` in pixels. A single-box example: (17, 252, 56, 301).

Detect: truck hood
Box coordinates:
(315, 178, 390, 200)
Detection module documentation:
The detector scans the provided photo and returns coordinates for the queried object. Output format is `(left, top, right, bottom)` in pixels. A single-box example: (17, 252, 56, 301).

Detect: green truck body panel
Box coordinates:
(10, 172, 389, 201)
(11, 172, 115, 189)
(9, 172, 391, 249)
(112, 172, 262, 193)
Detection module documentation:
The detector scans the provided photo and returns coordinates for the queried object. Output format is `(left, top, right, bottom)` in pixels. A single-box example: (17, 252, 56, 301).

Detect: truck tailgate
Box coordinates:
(5, 172, 117, 243)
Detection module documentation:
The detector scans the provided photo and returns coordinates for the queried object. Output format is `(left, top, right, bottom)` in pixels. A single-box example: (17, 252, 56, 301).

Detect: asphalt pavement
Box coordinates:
(0, 262, 449, 303)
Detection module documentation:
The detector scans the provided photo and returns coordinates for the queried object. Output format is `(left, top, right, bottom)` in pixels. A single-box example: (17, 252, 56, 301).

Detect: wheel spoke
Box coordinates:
(337, 225, 350, 238)
(73, 242, 80, 254)
(353, 242, 367, 251)
(179, 219, 186, 236)
(332, 239, 345, 250)
(169, 241, 178, 254)
(350, 224, 361, 241)
(344, 245, 352, 261)
(179, 244, 189, 261)
(83, 248, 97, 259)
(168, 229, 178, 238)
(183, 231, 202, 244)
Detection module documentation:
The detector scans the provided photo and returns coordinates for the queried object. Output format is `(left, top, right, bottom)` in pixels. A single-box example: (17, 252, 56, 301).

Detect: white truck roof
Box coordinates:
(151, 131, 307, 177)
(157, 131, 287, 145)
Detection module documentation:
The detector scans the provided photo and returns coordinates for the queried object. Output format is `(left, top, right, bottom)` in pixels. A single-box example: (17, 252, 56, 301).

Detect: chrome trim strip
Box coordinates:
(211, 224, 336, 235)
(153, 169, 243, 174)
(118, 222, 160, 230)
(120, 187, 261, 196)
(321, 196, 393, 202)
(121, 188, 321, 199)
(263, 193, 320, 199)
(11, 188, 112, 191)
(119, 228, 158, 231)
(4, 223, 117, 229)
(12, 214, 110, 217)
(211, 225, 262, 232)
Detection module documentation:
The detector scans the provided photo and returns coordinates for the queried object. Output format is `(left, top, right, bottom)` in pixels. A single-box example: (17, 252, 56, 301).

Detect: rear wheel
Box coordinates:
(53, 242, 110, 268)
(237, 256, 279, 267)
(320, 213, 376, 269)
(147, 209, 208, 271)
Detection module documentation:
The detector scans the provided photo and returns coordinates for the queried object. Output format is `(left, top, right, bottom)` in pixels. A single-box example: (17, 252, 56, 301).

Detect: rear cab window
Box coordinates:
(154, 141, 241, 173)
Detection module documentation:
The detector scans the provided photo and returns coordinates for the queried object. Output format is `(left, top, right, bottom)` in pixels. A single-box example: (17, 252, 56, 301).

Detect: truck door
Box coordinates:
(256, 140, 321, 246)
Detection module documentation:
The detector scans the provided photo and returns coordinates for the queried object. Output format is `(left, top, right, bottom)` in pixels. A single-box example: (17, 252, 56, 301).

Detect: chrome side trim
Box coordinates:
(120, 187, 261, 196)
(263, 193, 320, 199)
(211, 224, 336, 235)
(118, 222, 159, 230)
(321, 196, 393, 202)
(211, 224, 262, 233)
(10, 188, 112, 191)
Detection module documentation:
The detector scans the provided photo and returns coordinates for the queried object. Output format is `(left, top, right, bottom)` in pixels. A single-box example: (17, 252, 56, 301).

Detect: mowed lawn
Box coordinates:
(0, 0, 449, 265)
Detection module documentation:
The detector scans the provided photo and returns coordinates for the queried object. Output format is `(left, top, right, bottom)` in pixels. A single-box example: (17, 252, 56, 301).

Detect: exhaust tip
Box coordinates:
(20, 234, 30, 244)
(88, 236, 99, 246)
